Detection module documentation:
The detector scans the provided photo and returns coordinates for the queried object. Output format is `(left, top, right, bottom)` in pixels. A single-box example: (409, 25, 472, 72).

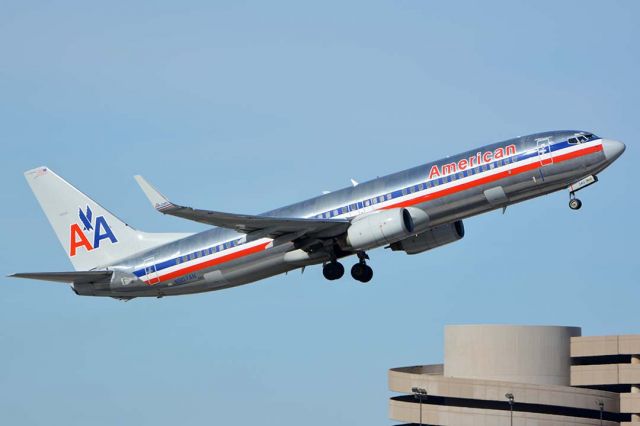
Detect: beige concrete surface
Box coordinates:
(389, 399, 619, 426)
(619, 336, 640, 355)
(571, 364, 620, 386)
(390, 365, 619, 412)
(572, 335, 640, 357)
(621, 393, 640, 413)
(572, 336, 620, 357)
(445, 325, 581, 386)
(620, 364, 640, 384)
(571, 364, 640, 386)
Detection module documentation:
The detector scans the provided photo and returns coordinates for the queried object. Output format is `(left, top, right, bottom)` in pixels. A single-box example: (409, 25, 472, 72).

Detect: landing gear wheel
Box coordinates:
(569, 198, 582, 210)
(322, 261, 344, 281)
(351, 254, 374, 283)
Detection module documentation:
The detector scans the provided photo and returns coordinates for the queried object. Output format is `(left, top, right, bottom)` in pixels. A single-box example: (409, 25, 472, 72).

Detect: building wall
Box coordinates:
(445, 325, 581, 386)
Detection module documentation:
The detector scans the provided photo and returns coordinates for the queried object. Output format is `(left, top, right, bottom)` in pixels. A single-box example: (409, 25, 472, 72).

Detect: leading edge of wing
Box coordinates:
(133, 175, 349, 237)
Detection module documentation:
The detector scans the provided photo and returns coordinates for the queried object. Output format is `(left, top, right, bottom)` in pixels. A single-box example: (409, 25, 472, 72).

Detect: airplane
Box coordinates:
(10, 130, 625, 300)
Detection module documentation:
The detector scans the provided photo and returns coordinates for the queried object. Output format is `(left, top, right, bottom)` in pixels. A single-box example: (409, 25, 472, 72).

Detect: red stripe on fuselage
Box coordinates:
(148, 142, 603, 285)
(146, 241, 271, 285)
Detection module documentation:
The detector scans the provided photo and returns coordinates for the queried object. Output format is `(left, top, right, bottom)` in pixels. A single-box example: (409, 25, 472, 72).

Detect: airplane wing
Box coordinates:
(10, 271, 113, 284)
(134, 176, 350, 239)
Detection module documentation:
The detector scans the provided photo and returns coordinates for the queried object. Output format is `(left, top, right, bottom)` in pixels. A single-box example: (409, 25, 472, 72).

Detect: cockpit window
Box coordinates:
(569, 133, 598, 144)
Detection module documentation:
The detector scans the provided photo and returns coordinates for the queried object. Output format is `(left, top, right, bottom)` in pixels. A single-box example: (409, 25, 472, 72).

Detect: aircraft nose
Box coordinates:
(602, 139, 626, 162)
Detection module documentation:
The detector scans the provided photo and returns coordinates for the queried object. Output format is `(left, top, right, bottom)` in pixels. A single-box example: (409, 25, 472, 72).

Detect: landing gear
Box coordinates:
(569, 192, 583, 210)
(351, 263, 373, 283)
(569, 198, 582, 210)
(322, 261, 344, 281)
(321, 251, 374, 283)
(351, 252, 373, 283)
(567, 175, 597, 211)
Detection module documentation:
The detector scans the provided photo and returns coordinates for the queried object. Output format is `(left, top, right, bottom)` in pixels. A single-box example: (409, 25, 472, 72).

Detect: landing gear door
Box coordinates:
(143, 256, 160, 285)
(536, 138, 553, 166)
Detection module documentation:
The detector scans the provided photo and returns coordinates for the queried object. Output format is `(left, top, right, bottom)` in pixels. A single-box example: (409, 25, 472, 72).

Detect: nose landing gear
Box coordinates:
(569, 196, 582, 210)
(567, 175, 597, 210)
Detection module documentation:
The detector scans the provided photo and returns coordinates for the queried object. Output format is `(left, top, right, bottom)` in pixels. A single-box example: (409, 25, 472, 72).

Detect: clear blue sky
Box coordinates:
(1, 1, 638, 425)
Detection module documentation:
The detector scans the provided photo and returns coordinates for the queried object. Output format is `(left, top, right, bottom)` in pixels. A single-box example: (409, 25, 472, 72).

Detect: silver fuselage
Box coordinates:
(80, 130, 621, 298)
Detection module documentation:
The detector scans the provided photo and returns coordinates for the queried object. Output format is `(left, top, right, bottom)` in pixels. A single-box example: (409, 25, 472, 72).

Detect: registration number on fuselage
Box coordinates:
(174, 273, 198, 285)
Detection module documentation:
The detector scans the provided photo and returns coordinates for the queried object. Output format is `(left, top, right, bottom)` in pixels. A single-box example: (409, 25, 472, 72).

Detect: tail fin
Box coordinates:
(24, 167, 191, 271)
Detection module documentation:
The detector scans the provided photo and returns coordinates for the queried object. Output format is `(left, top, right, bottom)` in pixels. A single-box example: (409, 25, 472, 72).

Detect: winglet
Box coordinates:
(134, 175, 177, 212)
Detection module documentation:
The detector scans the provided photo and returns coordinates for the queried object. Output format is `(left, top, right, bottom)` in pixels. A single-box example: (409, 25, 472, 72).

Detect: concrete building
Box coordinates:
(388, 325, 640, 425)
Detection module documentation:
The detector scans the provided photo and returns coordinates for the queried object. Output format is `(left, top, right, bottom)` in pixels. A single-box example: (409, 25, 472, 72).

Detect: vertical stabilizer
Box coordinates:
(24, 167, 191, 271)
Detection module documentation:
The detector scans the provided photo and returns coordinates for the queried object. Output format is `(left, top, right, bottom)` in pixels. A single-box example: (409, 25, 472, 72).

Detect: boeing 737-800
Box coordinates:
(11, 130, 625, 299)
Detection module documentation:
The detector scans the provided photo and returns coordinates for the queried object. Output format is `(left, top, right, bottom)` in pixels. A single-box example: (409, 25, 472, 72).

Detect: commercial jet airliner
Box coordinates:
(11, 130, 625, 299)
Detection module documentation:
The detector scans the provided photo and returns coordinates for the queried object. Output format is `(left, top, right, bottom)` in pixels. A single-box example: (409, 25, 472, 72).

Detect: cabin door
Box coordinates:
(143, 256, 160, 285)
(537, 139, 554, 166)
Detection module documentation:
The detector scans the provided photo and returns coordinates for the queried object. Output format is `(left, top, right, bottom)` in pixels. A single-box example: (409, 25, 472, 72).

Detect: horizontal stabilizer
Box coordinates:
(134, 175, 350, 239)
(10, 271, 112, 284)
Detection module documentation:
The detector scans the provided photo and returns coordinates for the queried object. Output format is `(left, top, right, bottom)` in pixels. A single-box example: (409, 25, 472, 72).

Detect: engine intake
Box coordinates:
(390, 220, 465, 255)
(346, 208, 415, 250)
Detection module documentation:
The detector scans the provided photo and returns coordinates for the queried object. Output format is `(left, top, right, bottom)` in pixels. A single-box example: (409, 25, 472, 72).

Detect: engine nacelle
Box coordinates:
(346, 208, 415, 250)
(389, 220, 465, 255)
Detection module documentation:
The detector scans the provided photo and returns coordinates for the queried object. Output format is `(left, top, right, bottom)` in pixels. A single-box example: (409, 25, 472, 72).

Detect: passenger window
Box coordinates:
(386, 194, 392, 200)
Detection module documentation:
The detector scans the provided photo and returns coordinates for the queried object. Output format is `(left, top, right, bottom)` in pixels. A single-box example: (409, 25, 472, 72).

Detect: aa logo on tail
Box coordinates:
(69, 206, 118, 256)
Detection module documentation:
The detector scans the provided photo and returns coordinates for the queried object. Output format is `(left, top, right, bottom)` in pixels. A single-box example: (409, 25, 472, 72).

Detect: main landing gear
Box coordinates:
(351, 252, 373, 283)
(322, 251, 373, 283)
(322, 261, 344, 281)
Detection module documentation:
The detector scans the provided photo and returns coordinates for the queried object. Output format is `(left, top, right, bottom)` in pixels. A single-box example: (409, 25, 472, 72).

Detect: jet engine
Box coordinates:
(346, 208, 415, 250)
(389, 220, 465, 255)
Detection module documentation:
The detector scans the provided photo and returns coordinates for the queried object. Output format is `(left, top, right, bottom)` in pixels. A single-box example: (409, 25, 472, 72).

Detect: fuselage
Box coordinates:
(88, 130, 624, 298)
